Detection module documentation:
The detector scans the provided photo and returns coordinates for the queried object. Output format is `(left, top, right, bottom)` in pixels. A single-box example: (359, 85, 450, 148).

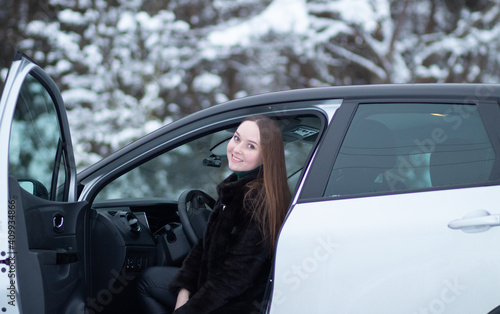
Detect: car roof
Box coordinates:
(208, 83, 500, 107)
(77, 83, 500, 180)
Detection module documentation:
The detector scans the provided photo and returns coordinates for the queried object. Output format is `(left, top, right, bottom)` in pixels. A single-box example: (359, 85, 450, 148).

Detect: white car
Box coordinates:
(2, 52, 500, 313)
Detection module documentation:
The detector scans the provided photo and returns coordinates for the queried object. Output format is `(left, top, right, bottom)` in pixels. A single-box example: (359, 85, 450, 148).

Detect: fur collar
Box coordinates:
(216, 170, 261, 207)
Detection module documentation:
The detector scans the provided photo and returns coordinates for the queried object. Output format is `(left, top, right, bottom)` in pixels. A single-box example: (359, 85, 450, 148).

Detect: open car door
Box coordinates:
(0, 52, 88, 313)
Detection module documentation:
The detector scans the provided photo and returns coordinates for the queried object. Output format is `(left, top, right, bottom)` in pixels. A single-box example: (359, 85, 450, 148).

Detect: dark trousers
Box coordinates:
(137, 266, 180, 314)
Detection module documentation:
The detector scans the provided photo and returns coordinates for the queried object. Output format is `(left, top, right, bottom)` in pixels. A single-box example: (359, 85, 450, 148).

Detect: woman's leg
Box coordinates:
(137, 266, 179, 314)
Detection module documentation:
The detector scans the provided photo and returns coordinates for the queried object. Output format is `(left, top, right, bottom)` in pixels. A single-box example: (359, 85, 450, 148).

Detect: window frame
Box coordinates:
(5, 62, 77, 202)
(82, 106, 329, 205)
(299, 98, 500, 202)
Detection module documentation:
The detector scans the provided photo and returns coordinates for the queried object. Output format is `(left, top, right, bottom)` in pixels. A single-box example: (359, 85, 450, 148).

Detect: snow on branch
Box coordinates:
(325, 42, 387, 80)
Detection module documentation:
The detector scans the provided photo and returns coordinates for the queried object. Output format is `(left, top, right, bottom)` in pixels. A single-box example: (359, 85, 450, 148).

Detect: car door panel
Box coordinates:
(1, 52, 87, 313)
(9, 176, 88, 313)
(271, 186, 500, 313)
(272, 99, 500, 313)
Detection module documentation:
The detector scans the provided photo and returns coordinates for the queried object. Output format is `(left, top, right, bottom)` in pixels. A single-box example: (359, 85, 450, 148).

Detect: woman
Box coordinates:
(138, 115, 291, 313)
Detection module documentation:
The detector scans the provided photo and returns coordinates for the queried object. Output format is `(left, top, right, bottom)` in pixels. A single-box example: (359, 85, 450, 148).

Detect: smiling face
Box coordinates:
(227, 121, 263, 172)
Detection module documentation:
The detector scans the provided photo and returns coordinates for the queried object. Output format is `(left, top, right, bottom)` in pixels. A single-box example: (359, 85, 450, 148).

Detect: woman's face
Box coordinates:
(227, 121, 262, 172)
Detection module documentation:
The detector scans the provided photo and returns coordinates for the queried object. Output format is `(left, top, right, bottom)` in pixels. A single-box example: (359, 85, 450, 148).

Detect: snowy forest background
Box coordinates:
(1, 0, 500, 171)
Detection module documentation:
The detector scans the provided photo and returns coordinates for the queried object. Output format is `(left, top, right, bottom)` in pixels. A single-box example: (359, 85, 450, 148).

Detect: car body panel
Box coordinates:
(272, 186, 500, 313)
(0, 54, 36, 254)
(1, 53, 86, 313)
(0, 53, 39, 314)
(271, 90, 500, 313)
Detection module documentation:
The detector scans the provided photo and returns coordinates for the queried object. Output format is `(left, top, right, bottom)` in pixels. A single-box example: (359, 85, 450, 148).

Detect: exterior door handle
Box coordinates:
(448, 210, 500, 233)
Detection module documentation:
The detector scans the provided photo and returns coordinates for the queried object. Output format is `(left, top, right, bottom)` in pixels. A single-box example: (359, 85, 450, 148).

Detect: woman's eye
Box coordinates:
(233, 135, 239, 141)
(248, 144, 255, 149)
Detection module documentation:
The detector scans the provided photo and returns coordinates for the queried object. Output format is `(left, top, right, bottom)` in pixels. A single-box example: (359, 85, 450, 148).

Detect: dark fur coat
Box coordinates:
(169, 171, 271, 313)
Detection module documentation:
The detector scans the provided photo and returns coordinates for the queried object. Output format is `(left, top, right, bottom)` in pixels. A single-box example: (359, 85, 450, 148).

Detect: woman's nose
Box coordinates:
(234, 142, 243, 153)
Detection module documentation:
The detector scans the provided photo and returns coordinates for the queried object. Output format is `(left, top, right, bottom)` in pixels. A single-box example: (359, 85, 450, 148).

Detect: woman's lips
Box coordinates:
(231, 154, 243, 162)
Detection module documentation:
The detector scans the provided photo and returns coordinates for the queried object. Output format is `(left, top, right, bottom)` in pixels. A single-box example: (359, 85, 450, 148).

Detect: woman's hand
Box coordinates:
(175, 288, 190, 310)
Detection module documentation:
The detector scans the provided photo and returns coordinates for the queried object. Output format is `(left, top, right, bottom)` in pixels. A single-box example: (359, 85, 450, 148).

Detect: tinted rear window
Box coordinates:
(325, 103, 495, 197)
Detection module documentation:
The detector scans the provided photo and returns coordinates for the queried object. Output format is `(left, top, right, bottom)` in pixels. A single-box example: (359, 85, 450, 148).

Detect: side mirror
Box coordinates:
(18, 179, 49, 199)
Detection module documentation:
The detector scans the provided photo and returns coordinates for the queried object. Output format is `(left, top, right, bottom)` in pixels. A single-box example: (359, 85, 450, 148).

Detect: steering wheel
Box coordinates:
(178, 189, 216, 245)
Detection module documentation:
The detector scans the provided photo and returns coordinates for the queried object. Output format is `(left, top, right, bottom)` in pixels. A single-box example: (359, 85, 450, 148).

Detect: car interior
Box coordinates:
(85, 114, 323, 312)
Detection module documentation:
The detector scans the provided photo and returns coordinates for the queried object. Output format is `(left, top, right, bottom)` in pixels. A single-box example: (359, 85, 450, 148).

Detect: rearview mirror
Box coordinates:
(210, 138, 230, 157)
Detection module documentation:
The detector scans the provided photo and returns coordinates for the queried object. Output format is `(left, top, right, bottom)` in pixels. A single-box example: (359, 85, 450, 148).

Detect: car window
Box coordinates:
(95, 129, 233, 201)
(94, 116, 320, 202)
(8, 73, 67, 200)
(325, 103, 495, 197)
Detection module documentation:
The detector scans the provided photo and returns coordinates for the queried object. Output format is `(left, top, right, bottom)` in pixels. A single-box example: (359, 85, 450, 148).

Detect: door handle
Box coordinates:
(448, 210, 500, 233)
(52, 213, 64, 233)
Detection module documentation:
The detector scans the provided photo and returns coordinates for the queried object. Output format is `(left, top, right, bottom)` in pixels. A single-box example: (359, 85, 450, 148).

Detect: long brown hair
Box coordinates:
(243, 115, 291, 252)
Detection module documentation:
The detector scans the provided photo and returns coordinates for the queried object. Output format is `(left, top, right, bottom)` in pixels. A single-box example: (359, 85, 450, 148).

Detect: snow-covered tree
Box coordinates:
(302, 0, 500, 84)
